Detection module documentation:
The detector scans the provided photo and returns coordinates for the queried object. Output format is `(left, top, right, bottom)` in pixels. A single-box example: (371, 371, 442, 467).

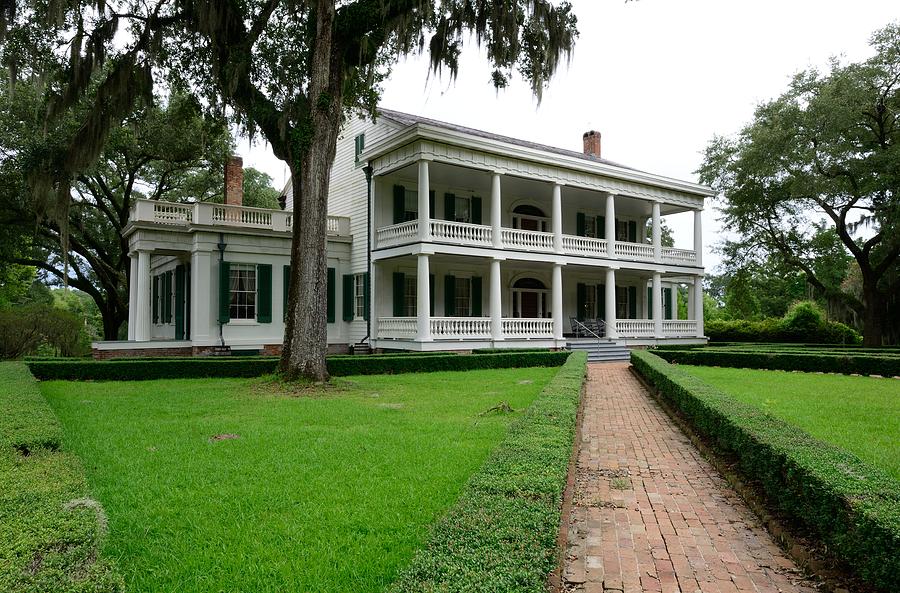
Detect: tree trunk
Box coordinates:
(280, 1, 343, 382)
(861, 277, 885, 347)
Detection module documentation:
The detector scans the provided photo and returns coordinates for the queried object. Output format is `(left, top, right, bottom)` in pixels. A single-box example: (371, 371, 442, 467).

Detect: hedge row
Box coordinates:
(388, 350, 586, 593)
(705, 317, 860, 344)
(653, 348, 900, 377)
(28, 351, 571, 381)
(0, 363, 123, 593)
(631, 351, 900, 591)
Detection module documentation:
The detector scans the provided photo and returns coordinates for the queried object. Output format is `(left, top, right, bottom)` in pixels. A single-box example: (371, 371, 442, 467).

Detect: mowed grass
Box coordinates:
(680, 365, 900, 479)
(40, 367, 556, 593)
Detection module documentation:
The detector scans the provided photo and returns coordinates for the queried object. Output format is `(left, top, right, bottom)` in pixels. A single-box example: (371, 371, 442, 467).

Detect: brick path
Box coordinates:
(562, 363, 818, 593)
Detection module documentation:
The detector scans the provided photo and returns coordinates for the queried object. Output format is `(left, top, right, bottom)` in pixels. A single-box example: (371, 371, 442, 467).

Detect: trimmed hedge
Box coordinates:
(653, 348, 900, 377)
(0, 363, 123, 593)
(388, 351, 586, 593)
(705, 317, 861, 344)
(631, 350, 900, 592)
(28, 351, 571, 381)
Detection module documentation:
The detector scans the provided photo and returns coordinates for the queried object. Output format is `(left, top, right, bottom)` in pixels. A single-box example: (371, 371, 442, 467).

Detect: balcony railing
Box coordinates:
(377, 317, 418, 339)
(376, 317, 554, 340)
(431, 317, 492, 339)
(376, 220, 419, 247)
(660, 247, 697, 265)
(431, 220, 492, 246)
(662, 320, 698, 337)
(501, 318, 554, 338)
(131, 199, 350, 236)
(561, 235, 608, 256)
(614, 241, 655, 262)
(501, 228, 555, 251)
(615, 320, 656, 338)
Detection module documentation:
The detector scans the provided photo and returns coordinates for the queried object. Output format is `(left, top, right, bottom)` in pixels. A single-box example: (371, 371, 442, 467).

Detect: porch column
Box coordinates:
(605, 268, 617, 339)
(491, 173, 503, 248)
(605, 193, 616, 258)
(652, 272, 663, 338)
(652, 201, 662, 262)
(694, 275, 705, 337)
(668, 282, 678, 320)
(687, 282, 696, 320)
(552, 263, 563, 340)
(490, 258, 503, 340)
(418, 159, 431, 242)
(552, 183, 563, 254)
(417, 253, 431, 341)
(694, 209, 703, 267)
(191, 249, 213, 344)
(135, 250, 151, 341)
(127, 253, 138, 340)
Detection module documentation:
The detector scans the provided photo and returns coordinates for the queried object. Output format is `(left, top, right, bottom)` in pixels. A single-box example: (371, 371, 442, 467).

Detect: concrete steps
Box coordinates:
(567, 339, 631, 363)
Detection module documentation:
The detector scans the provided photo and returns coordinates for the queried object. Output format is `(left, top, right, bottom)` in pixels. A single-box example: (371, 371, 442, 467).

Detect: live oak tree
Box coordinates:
(699, 23, 900, 345)
(1, 0, 578, 380)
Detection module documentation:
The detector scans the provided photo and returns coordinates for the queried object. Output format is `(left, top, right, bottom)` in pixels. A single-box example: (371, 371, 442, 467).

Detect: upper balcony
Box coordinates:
(130, 199, 351, 236)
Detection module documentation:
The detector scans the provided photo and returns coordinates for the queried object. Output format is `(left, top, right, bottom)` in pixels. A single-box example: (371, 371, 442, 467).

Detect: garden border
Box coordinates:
(652, 348, 900, 377)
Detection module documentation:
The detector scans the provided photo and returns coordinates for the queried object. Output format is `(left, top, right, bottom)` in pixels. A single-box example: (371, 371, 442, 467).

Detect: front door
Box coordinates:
(520, 217, 540, 232)
(520, 292, 539, 318)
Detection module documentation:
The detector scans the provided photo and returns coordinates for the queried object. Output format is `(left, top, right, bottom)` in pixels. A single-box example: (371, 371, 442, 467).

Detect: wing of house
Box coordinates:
(95, 110, 713, 359)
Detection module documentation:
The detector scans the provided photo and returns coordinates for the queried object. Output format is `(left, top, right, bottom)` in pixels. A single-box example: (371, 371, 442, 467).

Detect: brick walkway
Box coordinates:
(562, 363, 818, 593)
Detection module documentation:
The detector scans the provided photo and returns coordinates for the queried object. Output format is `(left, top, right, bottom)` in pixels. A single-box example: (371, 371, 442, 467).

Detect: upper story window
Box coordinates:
(616, 219, 629, 242)
(583, 215, 598, 238)
(354, 133, 365, 163)
(454, 196, 471, 223)
(229, 264, 257, 320)
(512, 204, 548, 232)
(404, 189, 418, 222)
(354, 273, 366, 318)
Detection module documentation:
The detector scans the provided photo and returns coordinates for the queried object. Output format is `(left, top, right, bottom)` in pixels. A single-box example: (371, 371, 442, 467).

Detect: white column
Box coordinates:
(418, 159, 431, 242)
(552, 183, 563, 254)
(652, 272, 663, 338)
(652, 201, 662, 262)
(605, 193, 616, 258)
(694, 209, 703, 267)
(135, 250, 151, 341)
(491, 173, 502, 249)
(127, 253, 138, 340)
(552, 263, 563, 340)
(191, 250, 213, 344)
(417, 254, 431, 341)
(605, 268, 617, 339)
(490, 258, 503, 340)
(668, 283, 678, 320)
(694, 275, 705, 337)
(687, 282, 696, 320)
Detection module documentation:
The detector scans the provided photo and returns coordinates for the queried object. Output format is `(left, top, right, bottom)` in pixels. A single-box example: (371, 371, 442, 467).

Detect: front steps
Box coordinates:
(567, 339, 631, 363)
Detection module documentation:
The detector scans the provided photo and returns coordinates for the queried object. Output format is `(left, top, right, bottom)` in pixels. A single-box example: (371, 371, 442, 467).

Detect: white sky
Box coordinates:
(236, 0, 900, 273)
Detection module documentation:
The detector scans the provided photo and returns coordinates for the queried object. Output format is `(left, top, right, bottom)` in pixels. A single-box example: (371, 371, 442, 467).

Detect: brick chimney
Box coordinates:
(224, 156, 244, 206)
(583, 130, 601, 158)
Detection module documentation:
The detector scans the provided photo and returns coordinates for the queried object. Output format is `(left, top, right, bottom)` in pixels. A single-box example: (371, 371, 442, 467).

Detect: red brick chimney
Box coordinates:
(583, 130, 601, 158)
(224, 156, 244, 206)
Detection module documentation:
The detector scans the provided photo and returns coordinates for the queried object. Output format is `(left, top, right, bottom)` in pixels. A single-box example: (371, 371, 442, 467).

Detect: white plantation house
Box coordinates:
(95, 110, 712, 359)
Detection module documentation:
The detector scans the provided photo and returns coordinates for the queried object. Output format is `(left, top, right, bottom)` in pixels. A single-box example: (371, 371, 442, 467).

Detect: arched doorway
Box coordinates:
(512, 277, 548, 318)
(512, 204, 548, 232)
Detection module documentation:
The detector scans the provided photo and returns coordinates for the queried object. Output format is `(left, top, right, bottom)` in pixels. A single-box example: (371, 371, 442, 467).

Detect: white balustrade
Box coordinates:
(501, 228, 555, 252)
(615, 320, 656, 338)
(660, 247, 698, 265)
(430, 317, 492, 339)
(430, 220, 492, 246)
(212, 204, 273, 228)
(562, 235, 608, 256)
(614, 241, 656, 262)
(662, 320, 699, 337)
(151, 202, 193, 225)
(501, 318, 554, 338)
(377, 317, 417, 339)
(376, 220, 419, 248)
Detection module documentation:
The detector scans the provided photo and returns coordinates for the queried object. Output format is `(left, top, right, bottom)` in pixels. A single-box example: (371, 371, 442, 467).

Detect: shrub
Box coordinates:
(389, 351, 586, 593)
(631, 350, 900, 592)
(0, 304, 90, 359)
(0, 363, 123, 592)
(705, 316, 861, 344)
(653, 348, 900, 376)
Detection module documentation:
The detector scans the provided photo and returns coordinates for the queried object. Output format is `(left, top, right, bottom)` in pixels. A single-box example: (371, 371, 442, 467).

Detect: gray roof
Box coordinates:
(378, 108, 639, 172)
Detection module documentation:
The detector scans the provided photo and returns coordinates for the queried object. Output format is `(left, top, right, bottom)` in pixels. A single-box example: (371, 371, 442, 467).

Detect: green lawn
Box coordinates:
(680, 365, 900, 479)
(40, 368, 556, 593)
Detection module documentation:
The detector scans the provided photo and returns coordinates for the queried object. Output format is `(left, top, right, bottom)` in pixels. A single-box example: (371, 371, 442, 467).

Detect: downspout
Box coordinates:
(217, 233, 227, 348)
(363, 164, 373, 345)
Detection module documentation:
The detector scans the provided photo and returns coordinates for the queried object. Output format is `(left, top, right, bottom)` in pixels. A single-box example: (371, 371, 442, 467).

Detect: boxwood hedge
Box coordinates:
(28, 350, 571, 381)
(631, 350, 900, 592)
(653, 348, 900, 377)
(388, 350, 586, 593)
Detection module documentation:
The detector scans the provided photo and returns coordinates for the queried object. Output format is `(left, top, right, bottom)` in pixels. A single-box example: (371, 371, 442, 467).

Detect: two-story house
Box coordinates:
(93, 110, 712, 359)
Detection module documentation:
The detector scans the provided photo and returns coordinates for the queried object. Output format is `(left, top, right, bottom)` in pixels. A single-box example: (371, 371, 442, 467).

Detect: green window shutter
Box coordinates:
(598, 284, 606, 320)
(471, 197, 482, 225)
(576, 212, 586, 236)
(283, 265, 291, 321)
(628, 286, 637, 319)
(628, 220, 637, 243)
(164, 271, 172, 323)
(472, 276, 482, 317)
(257, 264, 272, 323)
(152, 275, 159, 324)
(429, 274, 435, 316)
(598, 216, 606, 239)
(175, 265, 186, 339)
(444, 275, 456, 316)
(363, 272, 370, 321)
(218, 261, 231, 324)
(576, 283, 586, 321)
(444, 193, 456, 221)
(392, 272, 405, 317)
(342, 274, 354, 321)
(647, 287, 652, 320)
(327, 267, 335, 323)
(393, 185, 405, 224)
(429, 190, 435, 218)
(664, 287, 672, 320)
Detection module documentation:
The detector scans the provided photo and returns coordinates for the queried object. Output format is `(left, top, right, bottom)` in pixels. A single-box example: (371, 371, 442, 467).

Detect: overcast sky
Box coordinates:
(236, 0, 899, 273)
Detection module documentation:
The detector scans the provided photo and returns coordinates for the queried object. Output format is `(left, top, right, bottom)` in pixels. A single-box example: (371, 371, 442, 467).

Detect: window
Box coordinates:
(616, 219, 629, 242)
(455, 277, 471, 316)
(404, 189, 418, 222)
(454, 196, 471, 223)
(404, 276, 417, 316)
(355, 273, 366, 318)
(616, 286, 629, 320)
(584, 215, 598, 238)
(584, 285, 597, 318)
(354, 133, 365, 163)
(229, 264, 257, 320)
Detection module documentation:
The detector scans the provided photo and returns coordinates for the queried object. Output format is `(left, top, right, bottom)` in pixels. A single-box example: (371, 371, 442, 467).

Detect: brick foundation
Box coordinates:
(92, 347, 193, 360)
